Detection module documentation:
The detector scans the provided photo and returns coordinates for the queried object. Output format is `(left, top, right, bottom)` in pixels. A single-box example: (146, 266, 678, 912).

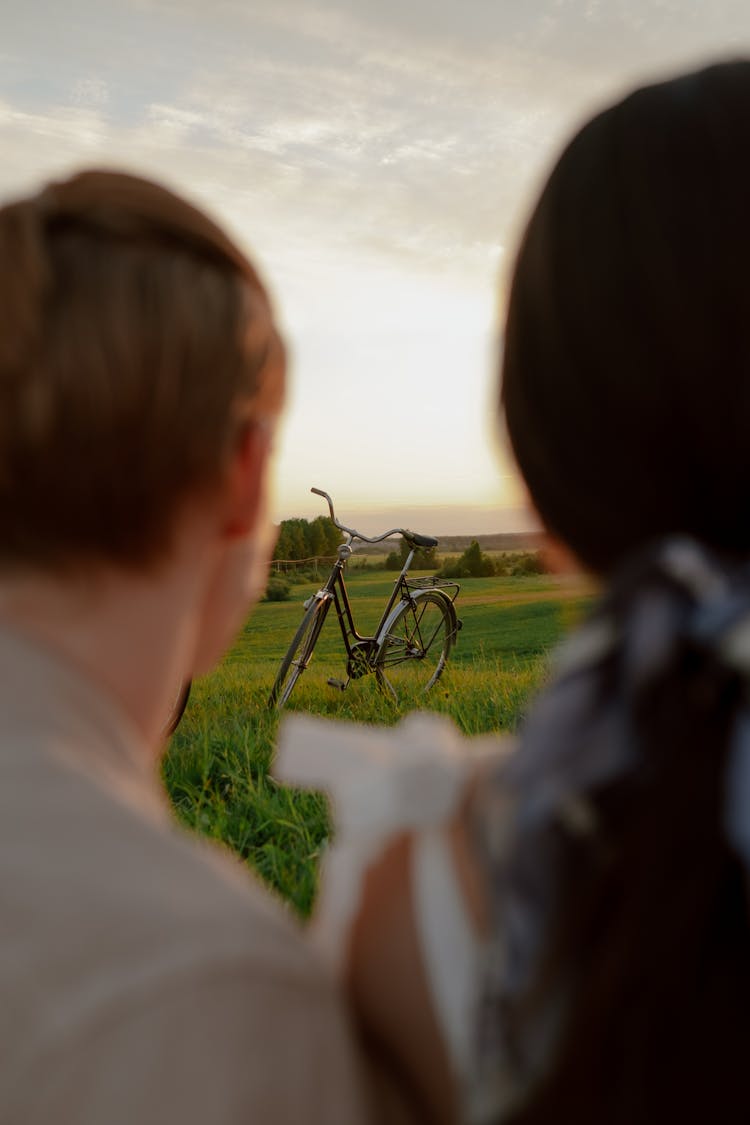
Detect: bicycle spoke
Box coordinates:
(411, 603, 445, 652)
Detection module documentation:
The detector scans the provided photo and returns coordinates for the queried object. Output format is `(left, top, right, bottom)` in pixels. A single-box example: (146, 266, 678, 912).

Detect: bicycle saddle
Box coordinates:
(404, 531, 439, 549)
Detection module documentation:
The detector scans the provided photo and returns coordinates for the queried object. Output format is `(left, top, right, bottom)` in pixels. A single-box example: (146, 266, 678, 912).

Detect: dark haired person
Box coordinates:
(0, 171, 401, 1124)
(342, 59, 750, 1124)
(494, 56, 750, 1124)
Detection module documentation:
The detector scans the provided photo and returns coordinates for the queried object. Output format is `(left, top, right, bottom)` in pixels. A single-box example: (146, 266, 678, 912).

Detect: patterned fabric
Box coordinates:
(471, 537, 750, 1115)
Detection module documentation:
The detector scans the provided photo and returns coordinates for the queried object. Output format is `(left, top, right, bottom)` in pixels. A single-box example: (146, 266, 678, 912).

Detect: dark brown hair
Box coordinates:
(0, 170, 284, 570)
(503, 60, 750, 575)
(501, 61, 750, 1123)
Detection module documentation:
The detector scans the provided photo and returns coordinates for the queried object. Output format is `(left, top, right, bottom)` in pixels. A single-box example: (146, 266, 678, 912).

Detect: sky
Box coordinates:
(1, 0, 749, 535)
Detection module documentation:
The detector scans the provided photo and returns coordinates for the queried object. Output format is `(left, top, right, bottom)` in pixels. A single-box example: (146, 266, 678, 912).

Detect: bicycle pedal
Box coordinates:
(326, 678, 347, 691)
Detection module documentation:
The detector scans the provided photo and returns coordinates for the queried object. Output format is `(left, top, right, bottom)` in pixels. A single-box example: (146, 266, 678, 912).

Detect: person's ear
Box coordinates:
(221, 420, 274, 539)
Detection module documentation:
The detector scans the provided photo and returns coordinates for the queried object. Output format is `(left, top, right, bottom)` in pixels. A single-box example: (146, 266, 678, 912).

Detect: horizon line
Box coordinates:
(272, 500, 539, 538)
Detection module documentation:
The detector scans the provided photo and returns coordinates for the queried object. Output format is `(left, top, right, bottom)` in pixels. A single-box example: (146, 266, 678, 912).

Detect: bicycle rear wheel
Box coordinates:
(269, 598, 331, 708)
(376, 591, 455, 702)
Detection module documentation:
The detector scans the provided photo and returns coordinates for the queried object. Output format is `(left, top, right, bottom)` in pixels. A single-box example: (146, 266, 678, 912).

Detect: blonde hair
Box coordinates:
(0, 169, 284, 570)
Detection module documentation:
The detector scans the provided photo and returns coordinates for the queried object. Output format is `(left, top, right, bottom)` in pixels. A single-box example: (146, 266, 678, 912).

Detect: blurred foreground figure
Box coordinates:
(324, 59, 750, 1125)
(0, 171, 381, 1124)
(497, 58, 750, 1124)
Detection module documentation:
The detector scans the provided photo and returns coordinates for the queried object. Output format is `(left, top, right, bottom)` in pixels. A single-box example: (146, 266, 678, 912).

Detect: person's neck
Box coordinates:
(0, 540, 214, 752)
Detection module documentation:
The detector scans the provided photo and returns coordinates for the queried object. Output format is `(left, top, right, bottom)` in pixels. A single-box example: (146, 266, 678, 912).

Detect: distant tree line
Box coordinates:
(268, 520, 546, 597)
(273, 516, 341, 561)
(438, 540, 545, 579)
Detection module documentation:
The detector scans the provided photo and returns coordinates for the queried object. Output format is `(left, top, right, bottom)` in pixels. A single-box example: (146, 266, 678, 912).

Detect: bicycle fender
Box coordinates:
(375, 591, 456, 648)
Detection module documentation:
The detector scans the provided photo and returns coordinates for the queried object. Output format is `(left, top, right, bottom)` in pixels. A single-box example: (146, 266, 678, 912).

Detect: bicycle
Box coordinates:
(268, 488, 462, 708)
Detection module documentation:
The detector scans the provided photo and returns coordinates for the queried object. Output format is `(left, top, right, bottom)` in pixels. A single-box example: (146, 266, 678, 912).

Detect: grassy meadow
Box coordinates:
(163, 568, 594, 917)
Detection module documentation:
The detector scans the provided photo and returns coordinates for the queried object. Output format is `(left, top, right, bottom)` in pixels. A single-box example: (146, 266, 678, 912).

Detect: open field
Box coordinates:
(163, 571, 594, 916)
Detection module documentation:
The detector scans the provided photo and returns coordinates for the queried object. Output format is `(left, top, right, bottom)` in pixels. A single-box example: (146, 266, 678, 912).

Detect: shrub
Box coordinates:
(510, 551, 546, 577)
(263, 576, 292, 602)
(438, 558, 471, 579)
(439, 545, 546, 579)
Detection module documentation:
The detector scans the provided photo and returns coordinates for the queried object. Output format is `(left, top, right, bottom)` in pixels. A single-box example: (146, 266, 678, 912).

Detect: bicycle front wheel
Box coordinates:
(269, 598, 331, 708)
(376, 591, 455, 702)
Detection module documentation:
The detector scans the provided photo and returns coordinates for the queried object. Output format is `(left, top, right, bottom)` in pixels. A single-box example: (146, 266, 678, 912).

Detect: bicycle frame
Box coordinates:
(309, 539, 450, 675)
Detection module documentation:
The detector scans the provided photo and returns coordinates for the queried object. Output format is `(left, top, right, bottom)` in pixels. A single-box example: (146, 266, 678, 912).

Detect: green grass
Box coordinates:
(163, 571, 594, 917)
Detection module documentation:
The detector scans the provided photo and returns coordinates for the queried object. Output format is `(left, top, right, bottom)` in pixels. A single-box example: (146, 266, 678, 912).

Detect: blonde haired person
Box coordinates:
(0, 170, 405, 1124)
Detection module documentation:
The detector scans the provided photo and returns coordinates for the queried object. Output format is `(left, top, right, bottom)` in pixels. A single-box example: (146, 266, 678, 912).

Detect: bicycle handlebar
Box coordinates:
(310, 487, 438, 548)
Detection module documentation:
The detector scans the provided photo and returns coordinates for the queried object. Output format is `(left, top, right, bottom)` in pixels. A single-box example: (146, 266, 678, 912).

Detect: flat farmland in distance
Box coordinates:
(164, 570, 595, 916)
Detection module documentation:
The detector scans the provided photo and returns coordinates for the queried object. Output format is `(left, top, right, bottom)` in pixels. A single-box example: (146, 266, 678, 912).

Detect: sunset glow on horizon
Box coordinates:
(2, 2, 749, 533)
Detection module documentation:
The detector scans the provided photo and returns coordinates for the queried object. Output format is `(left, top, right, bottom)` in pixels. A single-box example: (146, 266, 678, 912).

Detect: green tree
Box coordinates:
(273, 518, 307, 560)
(439, 540, 496, 579)
(288, 520, 308, 560)
(273, 522, 293, 561)
(306, 518, 327, 557)
(273, 515, 342, 561)
(465, 540, 483, 576)
(315, 515, 341, 555)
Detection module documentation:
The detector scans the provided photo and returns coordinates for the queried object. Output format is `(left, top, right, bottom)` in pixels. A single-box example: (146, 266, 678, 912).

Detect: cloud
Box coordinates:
(5, 1, 748, 281)
(3, 0, 750, 521)
(70, 78, 110, 107)
(4, 5, 747, 326)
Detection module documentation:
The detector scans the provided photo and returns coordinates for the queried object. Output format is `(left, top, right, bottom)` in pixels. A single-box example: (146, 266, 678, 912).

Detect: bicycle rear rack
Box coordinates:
(404, 575, 460, 602)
